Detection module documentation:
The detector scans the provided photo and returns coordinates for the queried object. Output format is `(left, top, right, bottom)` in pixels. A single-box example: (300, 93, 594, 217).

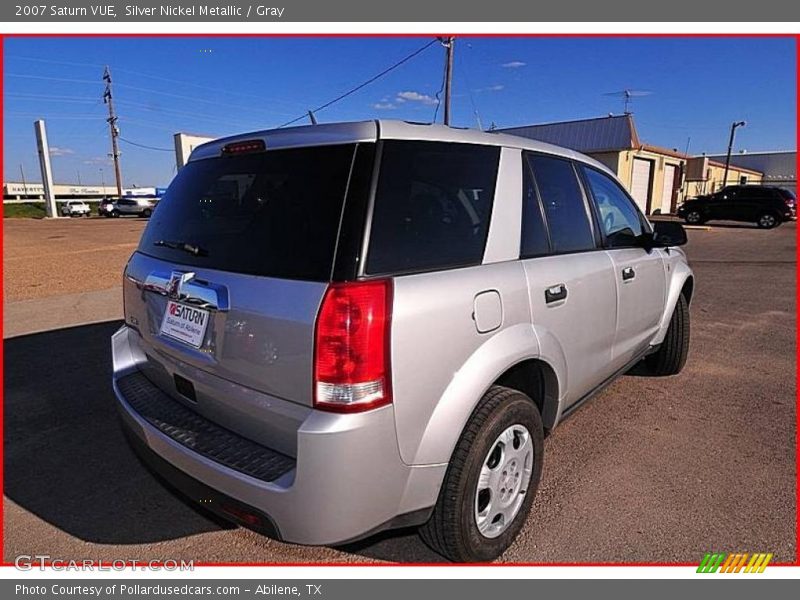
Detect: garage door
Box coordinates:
(631, 158, 652, 213)
(659, 164, 677, 214)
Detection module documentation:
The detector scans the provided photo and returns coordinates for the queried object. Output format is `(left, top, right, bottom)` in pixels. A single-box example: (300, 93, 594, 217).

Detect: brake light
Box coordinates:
(314, 280, 392, 413)
(221, 139, 266, 155)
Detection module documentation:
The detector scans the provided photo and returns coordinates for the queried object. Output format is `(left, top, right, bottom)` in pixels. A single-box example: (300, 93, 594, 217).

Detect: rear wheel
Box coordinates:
(684, 210, 704, 225)
(418, 385, 543, 562)
(141, 208, 152, 218)
(646, 293, 690, 376)
(756, 211, 779, 229)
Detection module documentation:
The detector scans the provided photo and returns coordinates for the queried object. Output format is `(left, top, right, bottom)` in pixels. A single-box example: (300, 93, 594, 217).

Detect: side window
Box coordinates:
(526, 154, 596, 254)
(366, 141, 500, 275)
(520, 160, 550, 258)
(581, 166, 645, 248)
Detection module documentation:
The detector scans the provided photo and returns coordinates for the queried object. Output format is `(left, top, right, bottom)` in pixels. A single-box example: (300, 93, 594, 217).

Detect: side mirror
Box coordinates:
(651, 221, 688, 247)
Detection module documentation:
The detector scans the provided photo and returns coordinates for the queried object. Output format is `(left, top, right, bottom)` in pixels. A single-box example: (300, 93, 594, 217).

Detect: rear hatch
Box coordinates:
(123, 141, 374, 408)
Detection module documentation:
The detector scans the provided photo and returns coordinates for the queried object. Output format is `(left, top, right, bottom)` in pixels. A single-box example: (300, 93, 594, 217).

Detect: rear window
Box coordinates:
(366, 140, 500, 275)
(778, 189, 796, 201)
(139, 144, 358, 281)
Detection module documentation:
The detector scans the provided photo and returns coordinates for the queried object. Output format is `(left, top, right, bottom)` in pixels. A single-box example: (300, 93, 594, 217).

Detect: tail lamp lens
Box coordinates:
(314, 280, 392, 413)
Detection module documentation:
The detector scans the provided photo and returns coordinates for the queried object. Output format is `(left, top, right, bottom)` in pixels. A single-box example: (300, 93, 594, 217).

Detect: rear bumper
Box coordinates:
(112, 325, 445, 545)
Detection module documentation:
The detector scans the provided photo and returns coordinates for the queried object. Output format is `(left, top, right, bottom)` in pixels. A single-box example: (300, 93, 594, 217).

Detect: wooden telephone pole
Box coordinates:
(103, 66, 123, 197)
(442, 36, 455, 126)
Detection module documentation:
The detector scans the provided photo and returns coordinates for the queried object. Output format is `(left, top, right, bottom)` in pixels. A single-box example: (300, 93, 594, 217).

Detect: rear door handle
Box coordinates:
(622, 267, 636, 281)
(141, 271, 230, 311)
(545, 283, 567, 304)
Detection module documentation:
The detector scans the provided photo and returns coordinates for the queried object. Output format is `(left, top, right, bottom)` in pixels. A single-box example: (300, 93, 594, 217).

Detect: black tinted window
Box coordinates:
(582, 166, 645, 247)
(527, 154, 596, 253)
(521, 160, 550, 257)
(366, 141, 499, 275)
(744, 187, 778, 200)
(139, 144, 357, 281)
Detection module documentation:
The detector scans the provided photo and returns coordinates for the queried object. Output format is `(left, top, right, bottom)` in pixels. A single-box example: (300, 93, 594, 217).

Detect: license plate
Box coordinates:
(160, 301, 210, 348)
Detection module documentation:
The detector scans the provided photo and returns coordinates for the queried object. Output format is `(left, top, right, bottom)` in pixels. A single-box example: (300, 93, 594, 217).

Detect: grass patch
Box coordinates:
(4, 203, 46, 218)
(4, 201, 101, 218)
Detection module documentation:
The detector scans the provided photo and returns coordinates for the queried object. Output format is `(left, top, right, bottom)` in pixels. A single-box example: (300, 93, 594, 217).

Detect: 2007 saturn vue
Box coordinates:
(112, 120, 693, 562)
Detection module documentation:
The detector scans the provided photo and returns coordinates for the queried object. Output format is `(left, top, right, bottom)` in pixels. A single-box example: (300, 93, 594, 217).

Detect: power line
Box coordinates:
(6, 55, 104, 69)
(119, 136, 173, 152)
(7, 54, 301, 109)
(278, 38, 439, 128)
(6, 93, 101, 103)
(114, 98, 254, 128)
(113, 81, 296, 118)
(6, 73, 99, 85)
(432, 52, 448, 124)
(5, 72, 293, 120)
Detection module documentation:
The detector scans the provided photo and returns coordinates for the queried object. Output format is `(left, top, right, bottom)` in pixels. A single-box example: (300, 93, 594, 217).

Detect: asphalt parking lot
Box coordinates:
(2, 217, 796, 564)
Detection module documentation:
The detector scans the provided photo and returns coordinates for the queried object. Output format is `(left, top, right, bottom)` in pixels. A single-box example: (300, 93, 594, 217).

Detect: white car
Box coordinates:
(60, 201, 91, 217)
(110, 197, 157, 218)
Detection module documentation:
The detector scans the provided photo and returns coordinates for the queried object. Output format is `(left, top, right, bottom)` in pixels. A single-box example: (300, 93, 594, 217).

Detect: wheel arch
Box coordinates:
(651, 263, 694, 346)
(407, 323, 566, 466)
(494, 358, 560, 432)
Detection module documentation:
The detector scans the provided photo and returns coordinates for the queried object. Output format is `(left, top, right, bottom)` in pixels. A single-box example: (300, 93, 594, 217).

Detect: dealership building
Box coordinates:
(498, 114, 765, 215)
(2, 182, 164, 202)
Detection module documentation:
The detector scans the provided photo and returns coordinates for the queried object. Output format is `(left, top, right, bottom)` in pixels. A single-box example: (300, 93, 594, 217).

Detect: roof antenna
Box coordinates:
(307, 110, 318, 125)
(603, 89, 652, 114)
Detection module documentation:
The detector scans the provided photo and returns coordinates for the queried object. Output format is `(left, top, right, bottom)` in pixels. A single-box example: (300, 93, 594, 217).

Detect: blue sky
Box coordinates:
(3, 36, 796, 186)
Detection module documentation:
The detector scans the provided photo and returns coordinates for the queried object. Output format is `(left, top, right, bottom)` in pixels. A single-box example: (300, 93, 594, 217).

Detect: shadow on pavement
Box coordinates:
(3, 321, 232, 545)
(3, 320, 445, 562)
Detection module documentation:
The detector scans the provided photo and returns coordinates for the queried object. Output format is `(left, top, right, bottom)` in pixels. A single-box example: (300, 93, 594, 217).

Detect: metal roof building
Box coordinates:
(498, 114, 641, 153)
(703, 151, 796, 193)
(497, 115, 765, 214)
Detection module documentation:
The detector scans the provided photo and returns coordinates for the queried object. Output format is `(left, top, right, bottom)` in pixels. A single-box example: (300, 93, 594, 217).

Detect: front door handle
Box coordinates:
(622, 266, 636, 281)
(545, 283, 567, 304)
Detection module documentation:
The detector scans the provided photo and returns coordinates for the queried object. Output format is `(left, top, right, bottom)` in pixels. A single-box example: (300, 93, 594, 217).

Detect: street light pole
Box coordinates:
(722, 120, 746, 191)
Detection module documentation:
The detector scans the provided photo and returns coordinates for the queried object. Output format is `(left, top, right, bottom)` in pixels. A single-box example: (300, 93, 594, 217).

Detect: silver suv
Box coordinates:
(112, 121, 693, 562)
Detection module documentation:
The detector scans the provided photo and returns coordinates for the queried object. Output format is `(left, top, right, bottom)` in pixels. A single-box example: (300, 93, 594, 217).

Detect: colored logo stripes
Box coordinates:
(697, 552, 772, 573)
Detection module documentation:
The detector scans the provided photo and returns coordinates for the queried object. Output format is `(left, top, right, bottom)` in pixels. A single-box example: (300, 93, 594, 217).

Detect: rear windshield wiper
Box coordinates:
(153, 239, 208, 257)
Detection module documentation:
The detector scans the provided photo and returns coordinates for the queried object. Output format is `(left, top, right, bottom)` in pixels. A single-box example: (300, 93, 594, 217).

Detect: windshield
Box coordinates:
(139, 143, 358, 281)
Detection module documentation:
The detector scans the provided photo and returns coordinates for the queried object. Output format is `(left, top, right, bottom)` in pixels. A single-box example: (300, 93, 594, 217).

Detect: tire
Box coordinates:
(418, 385, 544, 562)
(756, 211, 780, 229)
(684, 210, 704, 225)
(141, 209, 152, 218)
(111, 209, 120, 218)
(646, 293, 690, 376)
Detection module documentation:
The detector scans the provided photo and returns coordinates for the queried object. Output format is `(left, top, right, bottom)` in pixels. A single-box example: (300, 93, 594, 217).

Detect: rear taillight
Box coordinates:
(313, 280, 392, 413)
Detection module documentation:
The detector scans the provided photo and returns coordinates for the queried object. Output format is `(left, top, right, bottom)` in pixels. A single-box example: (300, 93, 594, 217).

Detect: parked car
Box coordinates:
(98, 197, 116, 217)
(112, 121, 693, 562)
(677, 185, 796, 228)
(110, 196, 157, 218)
(60, 200, 91, 217)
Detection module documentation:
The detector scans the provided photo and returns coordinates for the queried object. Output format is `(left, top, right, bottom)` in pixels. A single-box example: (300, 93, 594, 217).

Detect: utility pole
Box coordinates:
(19, 163, 29, 199)
(103, 65, 123, 197)
(722, 120, 746, 192)
(443, 36, 455, 126)
(34, 119, 58, 218)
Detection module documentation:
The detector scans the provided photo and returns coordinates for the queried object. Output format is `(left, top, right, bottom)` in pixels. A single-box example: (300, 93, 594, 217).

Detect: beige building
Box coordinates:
(498, 115, 763, 215)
